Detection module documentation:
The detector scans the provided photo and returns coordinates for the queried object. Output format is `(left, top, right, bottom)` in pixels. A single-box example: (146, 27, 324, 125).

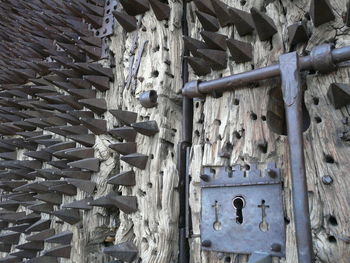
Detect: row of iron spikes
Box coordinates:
(112, 0, 171, 33)
(184, 0, 345, 76)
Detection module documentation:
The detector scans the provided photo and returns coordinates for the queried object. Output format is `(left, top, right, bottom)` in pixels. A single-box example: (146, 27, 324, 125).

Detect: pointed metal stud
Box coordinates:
(108, 170, 135, 186)
(62, 147, 94, 160)
(229, 7, 254, 36)
(16, 213, 42, 224)
(60, 170, 92, 180)
(83, 75, 110, 91)
(49, 184, 77, 196)
(103, 241, 138, 262)
(327, 83, 350, 109)
(27, 202, 54, 214)
(34, 193, 62, 205)
(110, 109, 138, 125)
(149, 0, 170, 21)
(186, 56, 211, 76)
(288, 21, 309, 46)
(24, 150, 52, 161)
(26, 229, 55, 242)
(309, 0, 335, 27)
(10, 249, 37, 259)
(109, 127, 137, 142)
(45, 231, 73, 245)
(197, 49, 227, 70)
(46, 142, 76, 154)
(193, 0, 216, 16)
(0, 256, 21, 263)
(0, 231, 21, 244)
(67, 134, 95, 147)
(42, 245, 72, 258)
(0, 151, 17, 160)
(25, 219, 51, 233)
(119, 0, 149, 16)
(65, 178, 96, 194)
(200, 31, 227, 51)
(112, 11, 137, 32)
(5, 223, 31, 233)
(227, 38, 253, 63)
(15, 241, 44, 251)
(250, 7, 278, 41)
(120, 153, 148, 170)
(183, 36, 208, 57)
(59, 125, 89, 135)
(68, 158, 100, 172)
(195, 10, 220, 32)
(131, 120, 159, 136)
(79, 118, 107, 135)
(210, 0, 232, 27)
(0, 243, 12, 253)
(62, 198, 93, 211)
(109, 142, 137, 155)
(78, 98, 107, 115)
(52, 209, 81, 225)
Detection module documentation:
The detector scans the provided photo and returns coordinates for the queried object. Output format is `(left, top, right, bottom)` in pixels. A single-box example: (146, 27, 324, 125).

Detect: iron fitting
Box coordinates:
(310, 43, 336, 74)
(139, 90, 158, 108)
(182, 80, 204, 98)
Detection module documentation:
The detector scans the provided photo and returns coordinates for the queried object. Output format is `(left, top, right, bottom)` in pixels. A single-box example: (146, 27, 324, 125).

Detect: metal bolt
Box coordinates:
(322, 175, 333, 185)
(271, 243, 282, 252)
(267, 168, 277, 178)
(201, 240, 212, 247)
(200, 174, 210, 182)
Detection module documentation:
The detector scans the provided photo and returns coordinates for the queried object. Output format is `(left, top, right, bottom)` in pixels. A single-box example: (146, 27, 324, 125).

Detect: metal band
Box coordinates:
(310, 44, 336, 73)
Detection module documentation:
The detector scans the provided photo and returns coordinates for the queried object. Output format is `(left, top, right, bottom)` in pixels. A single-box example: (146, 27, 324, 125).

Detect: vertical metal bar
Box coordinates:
(279, 52, 314, 263)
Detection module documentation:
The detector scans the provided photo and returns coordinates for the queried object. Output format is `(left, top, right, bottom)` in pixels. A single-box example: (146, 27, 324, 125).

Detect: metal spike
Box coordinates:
(46, 141, 76, 154)
(182, 36, 207, 57)
(24, 150, 51, 161)
(120, 153, 148, 170)
(65, 178, 96, 194)
(77, 44, 102, 60)
(197, 48, 227, 70)
(120, 0, 149, 15)
(15, 241, 44, 251)
(68, 110, 94, 119)
(49, 184, 77, 196)
(34, 139, 62, 147)
(47, 160, 70, 169)
(45, 231, 73, 245)
(226, 38, 253, 63)
(88, 195, 115, 208)
(309, 0, 335, 27)
(0, 212, 26, 223)
(68, 158, 100, 172)
(60, 170, 92, 180)
(9, 193, 35, 202)
(109, 142, 137, 155)
(250, 8, 277, 41)
(55, 113, 81, 125)
(52, 209, 81, 225)
(109, 127, 137, 142)
(67, 134, 95, 147)
(25, 219, 51, 233)
(66, 88, 96, 99)
(193, 0, 216, 16)
(26, 229, 55, 242)
(102, 241, 138, 262)
(0, 231, 21, 244)
(200, 31, 227, 51)
(35, 169, 61, 180)
(79, 36, 102, 48)
(10, 249, 37, 259)
(0, 243, 12, 253)
(110, 110, 137, 125)
(27, 202, 54, 214)
(61, 147, 94, 160)
(186, 56, 211, 76)
(83, 75, 110, 91)
(288, 21, 309, 46)
(16, 213, 42, 224)
(88, 64, 114, 80)
(5, 223, 31, 233)
(131, 120, 159, 136)
(0, 200, 19, 211)
(25, 256, 58, 263)
(34, 193, 62, 205)
(229, 7, 254, 36)
(327, 83, 350, 109)
(78, 98, 107, 115)
(79, 118, 107, 135)
(195, 10, 220, 32)
(112, 11, 137, 32)
(108, 170, 135, 186)
(0, 256, 21, 262)
(149, 0, 170, 21)
(210, 0, 232, 27)
(42, 245, 72, 258)
(62, 198, 93, 211)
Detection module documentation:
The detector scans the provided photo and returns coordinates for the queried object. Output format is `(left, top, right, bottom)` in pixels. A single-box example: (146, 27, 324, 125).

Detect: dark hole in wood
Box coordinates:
(152, 70, 159, 77)
(329, 215, 338, 226)
(261, 115, 267, 121)
(233, 98, 240, 105)
(258, 142, 268, 153)
(312, 97, 319, 105)
(328, 236, 337, 243)
(315, 116, 322, 123)
(324, 154, 335, 164)
(233, 131, 241, 139)
(267, 87, 310, 136)
(224, 256, 231, 262)
(250, 113, 257, 120)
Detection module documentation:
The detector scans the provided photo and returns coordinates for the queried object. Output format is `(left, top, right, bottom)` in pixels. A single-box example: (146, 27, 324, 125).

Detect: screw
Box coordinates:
(322, 175, 333, 185)
(271, 243, 282, 252)
(201, 240, 212, 247)
(200, 174, 210, 182)
(267, 168, 277, 178)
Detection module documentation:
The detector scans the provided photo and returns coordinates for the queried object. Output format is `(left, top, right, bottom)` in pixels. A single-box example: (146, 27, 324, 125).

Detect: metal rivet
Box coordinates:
(267, 169, 276, 178)
(201, 240, 212, 247)
(271, 243, 282, 252)
(200, 174, 210, 182)
(322, 175, 333, 185)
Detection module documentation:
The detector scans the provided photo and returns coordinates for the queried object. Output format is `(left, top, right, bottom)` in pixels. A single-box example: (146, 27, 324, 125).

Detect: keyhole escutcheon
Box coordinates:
(232, 196, 245, 224)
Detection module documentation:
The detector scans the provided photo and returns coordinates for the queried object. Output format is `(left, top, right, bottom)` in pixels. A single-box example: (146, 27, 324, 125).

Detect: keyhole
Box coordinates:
(258, 200, 269, 232)
(232, 196, 245, 224)
(212, 201, 222, 231)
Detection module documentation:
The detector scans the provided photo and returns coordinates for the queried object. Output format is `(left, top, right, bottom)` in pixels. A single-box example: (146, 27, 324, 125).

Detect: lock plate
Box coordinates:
(200, 163, 285, 257)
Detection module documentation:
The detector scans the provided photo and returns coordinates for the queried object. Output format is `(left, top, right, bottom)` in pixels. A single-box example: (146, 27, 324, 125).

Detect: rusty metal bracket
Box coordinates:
(200, 163, 285, 257)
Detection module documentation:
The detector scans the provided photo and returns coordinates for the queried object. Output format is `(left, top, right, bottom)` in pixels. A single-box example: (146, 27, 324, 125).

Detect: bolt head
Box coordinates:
(200, 174, 210, 182)
(201, 240, 212, 247)
(267, 168, 277, 178)
(322, 175, 333, 185)
(271, 243, 282, 252)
